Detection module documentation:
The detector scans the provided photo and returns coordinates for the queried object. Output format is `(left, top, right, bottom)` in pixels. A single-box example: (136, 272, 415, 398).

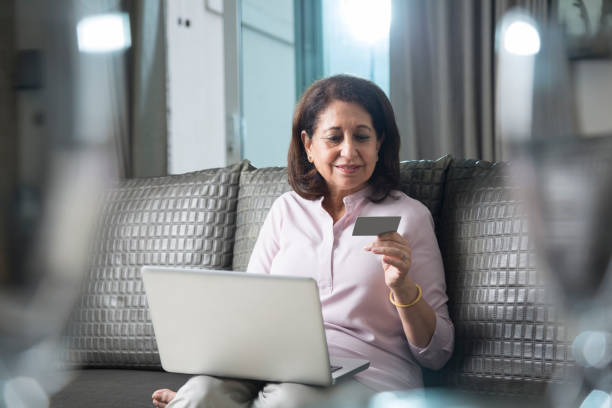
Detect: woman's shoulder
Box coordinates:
(273, 190, 307, 205)
(266, 191, 293, 213)
(272, 190, 296, 203)
(269, 190, 317, 213)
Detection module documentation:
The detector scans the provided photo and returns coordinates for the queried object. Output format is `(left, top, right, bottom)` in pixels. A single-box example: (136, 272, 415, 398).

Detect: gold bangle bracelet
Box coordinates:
(389, 284, 422, 308)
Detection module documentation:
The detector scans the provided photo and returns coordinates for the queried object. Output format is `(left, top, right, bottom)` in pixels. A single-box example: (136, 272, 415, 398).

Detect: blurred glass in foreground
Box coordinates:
(580, 390, 612, 408)
(497, 7, 612, 408)
(76, 12, 131, 53)
(496, 10, 541, 143)
(0, 3, 122, 407)
(367, 389, 532, 408)
(503, 21, 541, 56)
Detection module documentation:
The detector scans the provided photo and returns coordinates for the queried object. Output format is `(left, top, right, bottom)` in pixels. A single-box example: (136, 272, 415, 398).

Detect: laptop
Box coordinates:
(141, 266, 370, 386)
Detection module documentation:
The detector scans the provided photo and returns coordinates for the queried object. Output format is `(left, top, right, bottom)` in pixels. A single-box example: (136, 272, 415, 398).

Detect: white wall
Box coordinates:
(573, 60, 612, 137)
(165, 0, 295, 171)
(166, 0, 226, 173)
(241, 0, 295, 168)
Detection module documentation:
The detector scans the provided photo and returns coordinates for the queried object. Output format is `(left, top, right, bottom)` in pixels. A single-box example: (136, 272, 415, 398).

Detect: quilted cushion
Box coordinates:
(232, 167, 292, 271)
(397, 154, 452, 226)
(436, 159, 575, 396)
(231, 156, 452, 272)
(63, 161, 248, 368)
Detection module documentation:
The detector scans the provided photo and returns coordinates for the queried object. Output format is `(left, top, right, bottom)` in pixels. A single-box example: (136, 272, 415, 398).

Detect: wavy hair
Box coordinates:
(287, 75, 400, 202)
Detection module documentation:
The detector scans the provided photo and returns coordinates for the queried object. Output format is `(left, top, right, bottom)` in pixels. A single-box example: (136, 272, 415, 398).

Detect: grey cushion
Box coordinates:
(231, 156, 452, 272)
(50, 369, 191, 408)
(398, 154, 452, 226)
(436, 159, 575, 396)
(63, 161, 248, 368)
(232, 167, 292, 272)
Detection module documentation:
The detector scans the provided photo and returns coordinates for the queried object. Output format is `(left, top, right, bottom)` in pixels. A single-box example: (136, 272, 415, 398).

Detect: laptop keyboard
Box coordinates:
(330, 365, 342, 373)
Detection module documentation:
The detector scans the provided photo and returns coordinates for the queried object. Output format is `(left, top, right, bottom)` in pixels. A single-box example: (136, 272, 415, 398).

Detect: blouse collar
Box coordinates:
(342, 184, 373, 208)
(313, 184, 373, 213)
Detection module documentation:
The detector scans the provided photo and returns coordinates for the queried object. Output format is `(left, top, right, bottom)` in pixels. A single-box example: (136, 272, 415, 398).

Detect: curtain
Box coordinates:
(390, 0, 552, 161)
(73, 0, 130, 176)
(75, 1, 167, 179)
(129, 0, 168, 178)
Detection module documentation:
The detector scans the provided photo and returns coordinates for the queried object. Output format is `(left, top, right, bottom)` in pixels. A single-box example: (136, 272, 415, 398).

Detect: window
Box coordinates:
(239, 0, 390, 167)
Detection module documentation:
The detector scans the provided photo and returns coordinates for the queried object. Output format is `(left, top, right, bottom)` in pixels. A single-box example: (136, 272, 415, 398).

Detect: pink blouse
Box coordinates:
(246, 186, 454, 391)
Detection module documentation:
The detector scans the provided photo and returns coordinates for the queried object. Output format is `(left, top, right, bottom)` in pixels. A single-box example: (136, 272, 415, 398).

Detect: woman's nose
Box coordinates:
(340, 137, 357, 158)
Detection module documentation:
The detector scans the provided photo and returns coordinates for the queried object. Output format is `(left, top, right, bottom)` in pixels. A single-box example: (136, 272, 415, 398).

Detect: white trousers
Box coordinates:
(166, 375, 375, 408)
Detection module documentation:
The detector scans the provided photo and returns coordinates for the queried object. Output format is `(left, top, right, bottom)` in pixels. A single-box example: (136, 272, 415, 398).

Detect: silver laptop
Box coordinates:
(141, 266, 370, 386)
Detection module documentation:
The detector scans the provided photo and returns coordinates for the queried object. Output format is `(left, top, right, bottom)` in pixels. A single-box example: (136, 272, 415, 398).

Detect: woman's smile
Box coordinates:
(335, 164, 362, 174)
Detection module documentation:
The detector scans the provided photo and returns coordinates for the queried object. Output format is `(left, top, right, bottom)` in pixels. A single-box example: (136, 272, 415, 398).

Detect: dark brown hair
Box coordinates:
(288, 74, 400, 202)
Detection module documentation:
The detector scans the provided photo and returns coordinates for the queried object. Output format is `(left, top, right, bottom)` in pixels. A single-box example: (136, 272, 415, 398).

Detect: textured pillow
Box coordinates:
(64, 161, 248, 368)
(231, 156, 452, 272)
(232, 167, 291, 272)
(435, 159, 575, 396)
(398, 154, 452, 226)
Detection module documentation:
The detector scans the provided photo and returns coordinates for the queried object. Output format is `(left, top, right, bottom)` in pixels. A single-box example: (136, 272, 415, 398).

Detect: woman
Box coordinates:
(153, 75, 454, 407)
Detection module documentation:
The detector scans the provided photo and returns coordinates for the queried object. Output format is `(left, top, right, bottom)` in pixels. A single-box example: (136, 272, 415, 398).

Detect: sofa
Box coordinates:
(50, 154, 581, 407)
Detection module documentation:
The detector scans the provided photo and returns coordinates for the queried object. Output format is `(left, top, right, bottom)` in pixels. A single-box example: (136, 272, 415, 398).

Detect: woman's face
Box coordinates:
(302, 100, 382, 199)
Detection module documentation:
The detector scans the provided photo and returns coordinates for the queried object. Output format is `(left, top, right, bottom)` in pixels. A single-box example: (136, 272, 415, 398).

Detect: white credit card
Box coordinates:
(352, 216, 401, 236)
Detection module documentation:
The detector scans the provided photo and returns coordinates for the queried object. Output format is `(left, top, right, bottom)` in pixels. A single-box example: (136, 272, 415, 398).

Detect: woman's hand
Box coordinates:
(364, 232, 414, 293)
(365, 231, 435, 348)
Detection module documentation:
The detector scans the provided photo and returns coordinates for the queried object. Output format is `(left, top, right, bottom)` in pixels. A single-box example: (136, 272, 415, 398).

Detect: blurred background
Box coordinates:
(1, 0, 611, 407)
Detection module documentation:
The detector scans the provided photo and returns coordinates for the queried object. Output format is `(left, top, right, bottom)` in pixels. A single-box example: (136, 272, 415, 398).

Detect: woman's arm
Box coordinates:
(365, 206, 454, 369)
(365, 232, 436, 348)
(390, 281, 438, 348)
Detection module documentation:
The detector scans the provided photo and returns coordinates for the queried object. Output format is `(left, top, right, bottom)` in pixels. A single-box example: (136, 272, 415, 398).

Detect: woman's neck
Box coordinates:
(323, 184, 369, 223)
(322, 195, 346, 223)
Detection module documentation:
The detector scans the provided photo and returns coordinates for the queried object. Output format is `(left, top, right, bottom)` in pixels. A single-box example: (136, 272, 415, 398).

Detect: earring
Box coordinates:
(308, 155, 313, 162)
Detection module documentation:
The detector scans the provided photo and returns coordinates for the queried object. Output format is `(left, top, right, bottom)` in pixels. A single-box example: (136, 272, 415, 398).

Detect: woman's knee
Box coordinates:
(167, 376, 216, 408)
(169, 375, 260, 408)
(256, 383, 328, 408)
(255, 380, 376, 408)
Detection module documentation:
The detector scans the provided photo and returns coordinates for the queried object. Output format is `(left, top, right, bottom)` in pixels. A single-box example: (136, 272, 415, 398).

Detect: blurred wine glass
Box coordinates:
(0, 148, 114, 408)
(517, 137, 612, 408)
(497, 8, 612, 407)
(1, 2, 124, 406)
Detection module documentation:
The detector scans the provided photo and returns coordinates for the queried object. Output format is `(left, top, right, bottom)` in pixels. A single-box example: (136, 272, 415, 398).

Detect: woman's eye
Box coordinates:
(326, 136, 341, 143)
(356, 134, 370, 142)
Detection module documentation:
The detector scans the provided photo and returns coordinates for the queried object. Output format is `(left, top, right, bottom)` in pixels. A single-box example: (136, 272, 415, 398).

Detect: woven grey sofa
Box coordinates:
(51, 156, 575, 407)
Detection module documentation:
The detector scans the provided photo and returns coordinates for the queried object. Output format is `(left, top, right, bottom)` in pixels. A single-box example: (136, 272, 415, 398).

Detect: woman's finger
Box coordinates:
(366, 235, 408, 249)
(369, 241, 411, 257)
(382, 254, 410, 271)
(371, 246, 410, 262)
(377, 231, 409, 244)
(369, 242, 410, 254)
(371, 234, 410, 251)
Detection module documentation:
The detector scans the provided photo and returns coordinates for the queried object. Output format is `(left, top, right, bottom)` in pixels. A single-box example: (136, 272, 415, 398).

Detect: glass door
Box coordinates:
(240, 0, 296, 167)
